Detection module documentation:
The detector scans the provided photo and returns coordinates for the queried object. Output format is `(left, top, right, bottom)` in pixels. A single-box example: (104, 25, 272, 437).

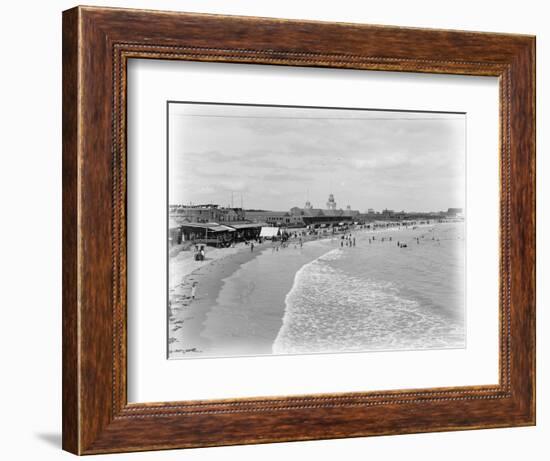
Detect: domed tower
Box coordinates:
(326, 193, 337, 210)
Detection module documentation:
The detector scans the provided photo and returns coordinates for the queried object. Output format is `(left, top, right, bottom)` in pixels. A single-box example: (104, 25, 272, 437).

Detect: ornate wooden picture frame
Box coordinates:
(62, 5, 535, 455)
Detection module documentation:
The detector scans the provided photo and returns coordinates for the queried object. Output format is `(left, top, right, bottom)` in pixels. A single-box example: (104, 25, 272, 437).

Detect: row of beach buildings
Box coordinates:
(168, 194, 463, 248)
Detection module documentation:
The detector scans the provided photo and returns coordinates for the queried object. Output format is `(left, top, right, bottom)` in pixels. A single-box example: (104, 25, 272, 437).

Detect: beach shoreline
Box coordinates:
(168, 236, 339, 358)
(199, 239, 339, 357)
(168, 242, 263, 356)
(168, 222, 446, 359)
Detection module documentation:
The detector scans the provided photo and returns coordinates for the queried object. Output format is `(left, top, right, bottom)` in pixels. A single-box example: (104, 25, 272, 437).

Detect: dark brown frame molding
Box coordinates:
(62, 5, 536, 455)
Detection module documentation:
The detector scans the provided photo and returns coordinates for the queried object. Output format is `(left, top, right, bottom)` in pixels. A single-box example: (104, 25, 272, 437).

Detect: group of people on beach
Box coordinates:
(270, 236, 304, 252)
(184, 224, 449, 307)
(193, 244, 206, 261)
(365, 228, 443, 249)
(340, 233, 356, 248)
(368, 235, 394, 244)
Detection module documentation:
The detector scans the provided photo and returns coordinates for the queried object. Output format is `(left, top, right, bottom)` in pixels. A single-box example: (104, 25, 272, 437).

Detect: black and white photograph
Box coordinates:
(167, 102, 466, 359)
(2, 0, 541, 458)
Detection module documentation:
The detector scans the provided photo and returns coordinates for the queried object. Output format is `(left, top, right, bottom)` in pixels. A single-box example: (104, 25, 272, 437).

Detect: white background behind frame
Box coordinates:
(127, 59, 499, 403)
(4, 1, 547, 460)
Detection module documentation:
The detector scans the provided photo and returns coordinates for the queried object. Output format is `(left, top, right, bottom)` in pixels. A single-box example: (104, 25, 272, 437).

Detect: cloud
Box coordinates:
(219, 180, 248, 192)
(169, 104, 465, 211)
(262, 172, 312, 182)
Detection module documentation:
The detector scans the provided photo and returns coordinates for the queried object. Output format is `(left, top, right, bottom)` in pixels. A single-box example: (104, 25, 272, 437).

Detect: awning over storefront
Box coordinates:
(208, 225, 229, 232)
(218, 225, 237, 232)
(227, 222, 264, 230)
(180, 222, 228, 233)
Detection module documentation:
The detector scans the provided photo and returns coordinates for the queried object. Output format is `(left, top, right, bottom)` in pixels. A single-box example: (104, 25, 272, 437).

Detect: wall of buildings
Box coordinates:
(169, 204, 245, 223)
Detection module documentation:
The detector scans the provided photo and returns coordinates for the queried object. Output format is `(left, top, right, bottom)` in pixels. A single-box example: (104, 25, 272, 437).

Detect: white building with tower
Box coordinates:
(326, 193, 337, 210)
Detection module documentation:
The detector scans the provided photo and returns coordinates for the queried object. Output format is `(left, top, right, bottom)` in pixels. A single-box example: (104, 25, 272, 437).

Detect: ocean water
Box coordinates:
(273, 223, 465, 354)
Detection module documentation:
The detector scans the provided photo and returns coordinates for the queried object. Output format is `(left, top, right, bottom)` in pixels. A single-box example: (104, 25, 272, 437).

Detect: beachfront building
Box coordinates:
(179, 222, 235, 247)
(219, 207, 246, 222)
(290, 195, 360, 227)
(227, 222, 266, 241)
(343, 205, 360, 218)
(177, 222, 263, 247)
(290, 206, 322, 218)
(326, 193, 337, 210)
(244, 195, 361, 228)
(169, 204, 245, 223)
(245, 210, 304, 227)
(169, 204, 221, 223)
(301, 209, 353, 227)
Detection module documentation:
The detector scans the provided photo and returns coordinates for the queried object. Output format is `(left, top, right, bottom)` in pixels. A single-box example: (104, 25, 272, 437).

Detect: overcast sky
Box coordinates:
(168, 103, 465, 213)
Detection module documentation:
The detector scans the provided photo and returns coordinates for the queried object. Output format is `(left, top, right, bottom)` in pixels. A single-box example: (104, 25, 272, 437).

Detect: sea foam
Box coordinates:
(273, 242, 464, 355)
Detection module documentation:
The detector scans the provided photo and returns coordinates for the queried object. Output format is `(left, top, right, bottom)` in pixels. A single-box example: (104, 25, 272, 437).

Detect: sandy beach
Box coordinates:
(168, 222, 459, 359)
(168, 237, 337, 358)
(168, 242, 261, 356)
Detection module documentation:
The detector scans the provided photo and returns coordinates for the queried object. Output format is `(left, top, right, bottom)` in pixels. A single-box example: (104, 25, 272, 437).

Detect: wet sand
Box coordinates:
(168, 223, 439, 359)
(198, 240, 338, 357)
(168, 244, 262, 356)
(168, 239, 336, 358)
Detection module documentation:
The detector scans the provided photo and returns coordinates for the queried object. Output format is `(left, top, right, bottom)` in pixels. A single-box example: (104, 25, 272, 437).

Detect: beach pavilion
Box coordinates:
(179, 222, 235, 247)
(226, 222, 264, 241)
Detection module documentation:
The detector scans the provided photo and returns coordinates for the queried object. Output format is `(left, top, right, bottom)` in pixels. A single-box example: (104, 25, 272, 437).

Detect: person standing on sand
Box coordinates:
(191, 282, 198, 301)
(250, 242, 254, 252)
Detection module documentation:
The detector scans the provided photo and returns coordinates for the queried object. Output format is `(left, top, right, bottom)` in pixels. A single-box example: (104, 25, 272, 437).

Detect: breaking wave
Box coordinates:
(273, 247, 464, 354)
